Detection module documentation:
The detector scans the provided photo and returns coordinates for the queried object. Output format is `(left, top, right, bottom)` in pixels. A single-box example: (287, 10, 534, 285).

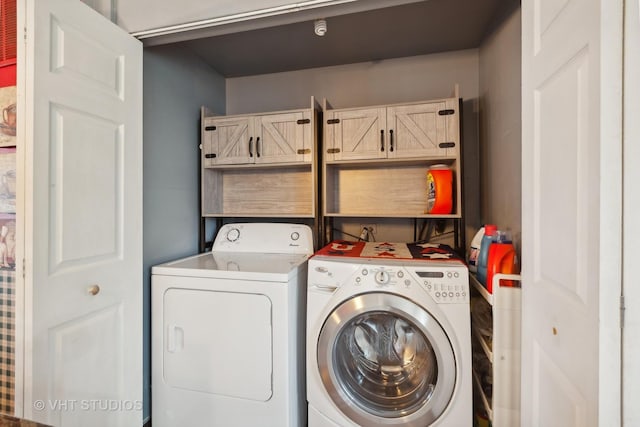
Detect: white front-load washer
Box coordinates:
(307, 241, 472, 427)
(151, 223, 313, 427)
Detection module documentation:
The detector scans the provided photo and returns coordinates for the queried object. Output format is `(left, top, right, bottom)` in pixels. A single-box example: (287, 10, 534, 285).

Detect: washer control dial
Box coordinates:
(226, 227, 240, 242)
(290, 231, 300, 241)
(374, 270, 390, 285)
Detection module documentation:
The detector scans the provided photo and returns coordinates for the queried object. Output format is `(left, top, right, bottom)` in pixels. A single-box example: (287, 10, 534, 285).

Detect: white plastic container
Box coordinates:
(468, 226, 484, 273)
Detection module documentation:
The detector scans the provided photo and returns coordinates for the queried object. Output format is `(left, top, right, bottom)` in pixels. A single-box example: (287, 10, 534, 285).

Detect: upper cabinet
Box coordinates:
(202, 110, 313, 167)
(200, 98, 319, 218)
(324, 98, 459, 162)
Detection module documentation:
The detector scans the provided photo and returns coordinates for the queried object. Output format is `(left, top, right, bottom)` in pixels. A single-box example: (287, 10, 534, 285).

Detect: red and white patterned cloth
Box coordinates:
(313, 240, 465, 263)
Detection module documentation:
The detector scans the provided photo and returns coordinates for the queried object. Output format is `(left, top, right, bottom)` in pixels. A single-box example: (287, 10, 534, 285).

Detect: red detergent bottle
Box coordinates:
(486, 230, 518, 293)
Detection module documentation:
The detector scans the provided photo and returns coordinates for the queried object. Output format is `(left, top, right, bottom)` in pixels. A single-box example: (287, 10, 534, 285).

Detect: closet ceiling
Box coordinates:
(164, 0, 518, 77)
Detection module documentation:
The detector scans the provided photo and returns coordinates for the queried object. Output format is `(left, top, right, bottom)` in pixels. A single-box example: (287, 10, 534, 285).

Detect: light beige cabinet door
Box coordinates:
(254, 110, 312, 164)
(386, 100, 458, 159)
(203, 116, 252, 165)
(325, 107, 387, 161)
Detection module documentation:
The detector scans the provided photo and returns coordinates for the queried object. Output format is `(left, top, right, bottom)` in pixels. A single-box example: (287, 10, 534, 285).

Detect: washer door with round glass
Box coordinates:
(317, 292, 456, 426)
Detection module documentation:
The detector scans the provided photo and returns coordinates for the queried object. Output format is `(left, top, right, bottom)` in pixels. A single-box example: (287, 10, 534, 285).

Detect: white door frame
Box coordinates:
(598, 1, 624, 426)
(14, 0, 26, 418)
(623, 0, 640, 424)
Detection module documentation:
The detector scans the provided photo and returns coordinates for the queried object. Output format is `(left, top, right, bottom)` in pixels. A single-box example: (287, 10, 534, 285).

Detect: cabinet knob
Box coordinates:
(87, 285, 100, 296)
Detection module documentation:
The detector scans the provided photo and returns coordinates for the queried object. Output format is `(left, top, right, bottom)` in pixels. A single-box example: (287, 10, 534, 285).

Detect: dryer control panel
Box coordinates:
(212, 223, 313, 255)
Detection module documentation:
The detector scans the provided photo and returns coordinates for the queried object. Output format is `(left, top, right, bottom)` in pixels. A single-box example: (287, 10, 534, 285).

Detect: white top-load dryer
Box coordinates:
(151, 223, 313, 427)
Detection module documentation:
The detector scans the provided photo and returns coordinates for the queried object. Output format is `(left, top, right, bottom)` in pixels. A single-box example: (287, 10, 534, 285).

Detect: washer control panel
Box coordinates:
(345, 264, 469, 304)
(353, 266, 407, 288)
(409, 267, 469, 303)
(309, 257, 469, 304)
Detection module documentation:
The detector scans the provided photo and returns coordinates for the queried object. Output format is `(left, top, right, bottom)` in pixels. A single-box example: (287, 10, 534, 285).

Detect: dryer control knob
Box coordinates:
(226, 227, 240, 242)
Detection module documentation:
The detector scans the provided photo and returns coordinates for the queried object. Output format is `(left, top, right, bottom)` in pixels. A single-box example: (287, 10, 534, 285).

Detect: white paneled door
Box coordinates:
(521, 0, 623, 426)
(19, 0, 143, 425)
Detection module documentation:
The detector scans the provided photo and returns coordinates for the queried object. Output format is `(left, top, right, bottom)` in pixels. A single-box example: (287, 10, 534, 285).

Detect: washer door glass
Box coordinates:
(318, 292, 456, 426)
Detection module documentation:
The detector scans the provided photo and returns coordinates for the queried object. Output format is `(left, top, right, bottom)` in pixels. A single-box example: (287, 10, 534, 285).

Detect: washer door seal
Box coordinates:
(317, 292, 456, 426)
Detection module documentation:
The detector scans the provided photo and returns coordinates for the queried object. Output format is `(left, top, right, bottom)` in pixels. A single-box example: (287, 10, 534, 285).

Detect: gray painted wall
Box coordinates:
(226, 49, 479, 114)
(477, 6, 522, 253)
(142, 45, 225, 420)
(226, 50, 480, 244)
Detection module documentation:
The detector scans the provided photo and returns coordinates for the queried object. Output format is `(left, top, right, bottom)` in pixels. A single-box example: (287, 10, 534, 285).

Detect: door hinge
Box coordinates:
(22, 258, 25, 279)
(620, 295, 625, 329)
(327, 148, 340, 154)
(327, 119, 340, 124)
(438, 109, 455, 116)
(296, 119, 310, 125)
(297, 148, 311, 154)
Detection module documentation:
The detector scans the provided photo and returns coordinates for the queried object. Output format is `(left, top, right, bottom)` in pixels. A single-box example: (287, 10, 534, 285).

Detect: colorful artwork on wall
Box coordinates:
(0, 148, 14, 214)
(0, 213, 14, 270)
(0, 85, 15, 147)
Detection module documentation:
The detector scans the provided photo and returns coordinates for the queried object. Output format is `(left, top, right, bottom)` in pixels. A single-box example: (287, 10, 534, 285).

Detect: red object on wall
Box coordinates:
(0, 0, 17, 87)
(1, 0, 17, 63)
(0, 63, 15, 87)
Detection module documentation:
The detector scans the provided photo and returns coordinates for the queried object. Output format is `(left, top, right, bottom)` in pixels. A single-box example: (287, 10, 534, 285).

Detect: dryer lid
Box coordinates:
(151, 251, 309, 280)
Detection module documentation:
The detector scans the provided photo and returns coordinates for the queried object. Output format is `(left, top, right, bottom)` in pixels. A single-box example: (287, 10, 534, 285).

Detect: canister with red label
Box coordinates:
(426, 165, 453, 214)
